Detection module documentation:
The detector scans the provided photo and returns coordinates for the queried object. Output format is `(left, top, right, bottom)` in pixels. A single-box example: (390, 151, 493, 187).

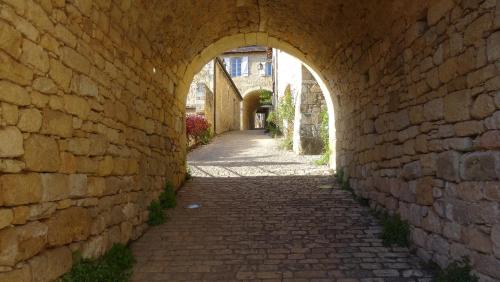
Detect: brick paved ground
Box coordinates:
(131, 130, 433, 281)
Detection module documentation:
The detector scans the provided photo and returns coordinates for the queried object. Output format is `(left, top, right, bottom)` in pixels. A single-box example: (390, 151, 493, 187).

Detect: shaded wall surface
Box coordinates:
(293, 66, 326, 155)
(214, 60, 242, 134)
(0, 0, 499, 280)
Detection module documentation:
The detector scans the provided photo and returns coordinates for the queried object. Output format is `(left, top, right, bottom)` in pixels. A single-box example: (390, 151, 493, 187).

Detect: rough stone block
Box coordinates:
(24, 134, 60, 172)
(40, 173, 70, 202)
(63, 94, 90, 119)
(427, 0, 454, 25)
(471, 94, 495, 119)
(424, 98, 443, 121)
(444, 90, 472, 122)
(0, 126, 23, 157)
(32, 77, 57, 94)
(18, 108, 42, 132)
(416, 177, 434, 205)
(41, 109, 73, 137)
(20, 39, 49, 73)
(16, 221, 48, 261)
(46, 207, 91, 246)
(0, 227, 17, 266)
(0, 209, 13, 229)
(0, 80, 31, 106)
(0, 173, 42, 206)
(480, 130, 500, 149)
(437, 151, 460, 182)
(460, 151, 499, 180)
(61, 47, 91, 75)
(487, 31, 500, 62)
(0, 20, 22, 58)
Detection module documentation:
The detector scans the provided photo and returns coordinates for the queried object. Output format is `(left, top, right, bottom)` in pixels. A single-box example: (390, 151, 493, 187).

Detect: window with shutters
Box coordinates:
(265, 62, 272, 76)
(230, 57, 242, 77)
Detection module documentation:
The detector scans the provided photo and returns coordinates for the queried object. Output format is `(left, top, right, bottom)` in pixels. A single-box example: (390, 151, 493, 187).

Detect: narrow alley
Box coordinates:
(131, 131, 432, 281)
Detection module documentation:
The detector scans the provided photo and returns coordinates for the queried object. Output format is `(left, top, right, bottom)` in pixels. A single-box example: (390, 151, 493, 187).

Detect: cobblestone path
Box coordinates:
(131, 130, 433, 281)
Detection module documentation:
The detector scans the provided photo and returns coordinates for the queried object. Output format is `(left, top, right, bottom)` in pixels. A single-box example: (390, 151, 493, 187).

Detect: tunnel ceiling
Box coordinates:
(130, 0, 428, 82)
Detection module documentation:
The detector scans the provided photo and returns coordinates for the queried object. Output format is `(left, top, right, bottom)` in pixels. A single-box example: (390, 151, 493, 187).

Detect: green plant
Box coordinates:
(372, 210, 410, 247)
(316, 106, 330, 165)
(147, 200, 165, 226)
(280, 135, 293, 150)
(62, 244, 135, 282)
(259, 89, 273, 105)
(159, 182, 176, 209)
(435, 257, 478, 282)
(199, 128, 213, 145)
(266, 111, 282, 137)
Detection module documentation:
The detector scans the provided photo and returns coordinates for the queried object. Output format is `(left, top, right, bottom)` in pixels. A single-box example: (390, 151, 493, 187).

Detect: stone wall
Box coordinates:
(293, 66, 326, 155)
(0, 1, 184, 280)
(1, 0, 499, 280)
(214, 59, 242, 134)
(334, 1, 500, 279)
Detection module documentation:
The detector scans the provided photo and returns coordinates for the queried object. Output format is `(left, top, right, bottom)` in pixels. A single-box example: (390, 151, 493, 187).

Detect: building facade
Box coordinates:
(185, 59, 242, 135)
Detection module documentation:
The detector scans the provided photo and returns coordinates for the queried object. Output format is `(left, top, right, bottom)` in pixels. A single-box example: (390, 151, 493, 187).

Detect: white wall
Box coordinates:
(274, 49, 302, 100)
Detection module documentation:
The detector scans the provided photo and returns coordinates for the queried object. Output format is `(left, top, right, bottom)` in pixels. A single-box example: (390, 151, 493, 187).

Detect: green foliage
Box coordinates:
(279, 135, 293, 151)
(266, 111, 282, 137)
(278, 85, 295, 129)
(435, 258, 478, 282)
(372, 210, 410, 247)
(199, 128, 213, 145)
(317, 106, 330, 165)
(62, 244, 135, 282)
(259, 90, 273, 105)
(147, 200, 165, 226)
(159, 182, 176, 209)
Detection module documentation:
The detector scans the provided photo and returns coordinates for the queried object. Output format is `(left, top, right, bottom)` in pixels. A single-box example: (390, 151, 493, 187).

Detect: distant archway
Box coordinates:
(176, 33, 337, 168)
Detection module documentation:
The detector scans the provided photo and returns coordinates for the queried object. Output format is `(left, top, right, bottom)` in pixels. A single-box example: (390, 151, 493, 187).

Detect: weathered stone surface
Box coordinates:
(69, 174, 88, 197)
(20, 39, 49, 73)
(24, 134, 60, 172)
(460, 152, 500, 180)
(46, 207, 91, 246)
(423, 98, 443, 121)
(471, 94, 496, 120)
(16, 221, 48, 261)
(41, 109, 73, 137)
(49, 58, 72, 91)
(0, 173, 42, 206)
(18, 108, 42, 132)
(0, 80, 31, 105)
(32, 77, 57, 94)
(61, 47, 91, 75)
(29, 246, 72, 282)
(444, 90, 471, 122)
(63, 94, 90, 119)
(480, 130, 500, 149)
(0, 51, 33, 85)
(0, 20, 22, 58)
(416, 177, 434, 205)
(0, 227, 17, 266)
(41, 173, 70, 202)
(427, 0, 454, 25)
(0, 127, 23, 157)
(0, 265, 31, 282)
(0, 209, 13, 230)
(487, 31, 500, 61)
(437, 151, 460, 182)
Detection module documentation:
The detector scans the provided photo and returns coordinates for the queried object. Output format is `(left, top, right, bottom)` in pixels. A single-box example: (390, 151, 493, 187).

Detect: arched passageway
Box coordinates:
(0, 0, 499, 280)
(241, 89, 272, 130)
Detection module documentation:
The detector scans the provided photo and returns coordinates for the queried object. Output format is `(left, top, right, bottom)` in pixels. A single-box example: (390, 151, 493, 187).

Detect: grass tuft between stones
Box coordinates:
(62, 244, 135, 282)
(434, 257, 478, 282)
(334, 167, 409, 247)
(147, 200, 166, 226)
(147, 181, 177, 226)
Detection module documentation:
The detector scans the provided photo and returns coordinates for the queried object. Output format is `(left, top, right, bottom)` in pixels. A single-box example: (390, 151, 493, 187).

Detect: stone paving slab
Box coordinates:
(131, 131, 433, 281)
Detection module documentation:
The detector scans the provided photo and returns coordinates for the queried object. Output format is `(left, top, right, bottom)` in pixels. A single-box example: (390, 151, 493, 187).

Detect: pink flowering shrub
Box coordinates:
(186, 115, 212, 145)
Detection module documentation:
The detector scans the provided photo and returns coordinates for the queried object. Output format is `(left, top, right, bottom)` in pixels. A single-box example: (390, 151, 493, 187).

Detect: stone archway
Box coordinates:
(1, 1, 499, 280)
(175, 33, 338, 169)
(240, 88, 272, 130)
